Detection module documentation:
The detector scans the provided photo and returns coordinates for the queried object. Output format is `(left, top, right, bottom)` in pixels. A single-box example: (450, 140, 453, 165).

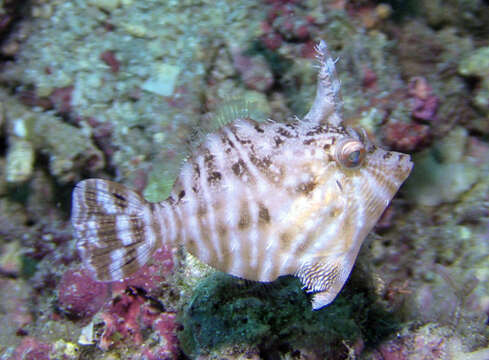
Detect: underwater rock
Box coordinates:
(87, 0, 121, 12)
(0, 278, 33, 343)
(4, 101, 35, 184)
(403, 126, 480, 206)
(51, 339, 80, 360)
(5, 139, 34, 183)
(32, 112, 105, 183)
(142, 63, 181, 97)
(2, 91, 105, 183)
(0, 241, 22, 277)
(420, 0, 489, 33)
(372, 323, 489, 360)
(405, 154, 479, 207)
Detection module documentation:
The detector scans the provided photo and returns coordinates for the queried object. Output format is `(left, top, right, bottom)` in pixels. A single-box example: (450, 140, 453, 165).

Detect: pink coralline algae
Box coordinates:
(408, 77, 440, 122)
(57, 269, 109, 319)
(379, 77, 440, 153)
(374, 337, 408, 360)
(94, 245, 177, 356)
(100, 50, 120, 73)
(10, 337, 52, 360)
(18, 86, 74, 115)
(110, 246, 174, 296)
(260, 0, 316, 51)
(139, 313, 180, 360)
(260, 22, 283, 50)
(49, 85, 74, 116)
(58, 246, 173, 323)
(372, 327, 449, 360)
(232, 50, 274, 92)
(85, 117, 116, 160)
(362, 66, 378, 91)
(382, 122, 431, 153)
(99, 289, 146, 349)
(98, 288, 179, 359)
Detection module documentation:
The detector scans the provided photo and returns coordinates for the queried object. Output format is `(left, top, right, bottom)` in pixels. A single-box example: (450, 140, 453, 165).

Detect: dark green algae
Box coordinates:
(178, 267, 400, 357)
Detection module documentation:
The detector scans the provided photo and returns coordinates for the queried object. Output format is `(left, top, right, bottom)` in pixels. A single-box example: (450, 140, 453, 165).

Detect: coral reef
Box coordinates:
(0, 0, 488, 359)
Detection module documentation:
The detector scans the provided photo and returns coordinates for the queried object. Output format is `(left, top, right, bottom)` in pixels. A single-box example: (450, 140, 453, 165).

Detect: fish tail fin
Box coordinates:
(71, 178, 162, 281)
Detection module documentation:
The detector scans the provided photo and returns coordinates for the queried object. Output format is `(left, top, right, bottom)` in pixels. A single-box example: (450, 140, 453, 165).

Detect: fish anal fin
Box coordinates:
(295, 254, 355, 310)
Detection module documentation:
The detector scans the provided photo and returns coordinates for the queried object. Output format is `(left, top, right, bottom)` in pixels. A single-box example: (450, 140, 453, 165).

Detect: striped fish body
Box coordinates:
(169, 118, 412, 282)
(71, 41, 413, 309)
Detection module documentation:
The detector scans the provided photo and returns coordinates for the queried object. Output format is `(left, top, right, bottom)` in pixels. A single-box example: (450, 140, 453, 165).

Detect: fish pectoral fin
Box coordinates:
(295, 254, 354, 310)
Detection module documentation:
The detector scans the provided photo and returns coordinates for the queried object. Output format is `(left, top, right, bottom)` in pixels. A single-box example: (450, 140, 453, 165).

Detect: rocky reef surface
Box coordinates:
(0, 0, 488, 359)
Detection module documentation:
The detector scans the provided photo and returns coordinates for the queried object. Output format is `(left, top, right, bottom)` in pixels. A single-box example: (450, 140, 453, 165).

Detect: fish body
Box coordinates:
(72, 41, 412, 309)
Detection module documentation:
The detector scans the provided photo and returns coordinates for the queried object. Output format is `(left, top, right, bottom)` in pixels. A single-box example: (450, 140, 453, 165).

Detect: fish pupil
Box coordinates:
(348, 150, 361, 166)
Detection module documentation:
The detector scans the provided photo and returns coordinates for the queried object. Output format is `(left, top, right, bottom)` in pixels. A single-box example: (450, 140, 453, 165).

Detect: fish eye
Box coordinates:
(335, 138, 366, 168)
(348, 150, 361, 163)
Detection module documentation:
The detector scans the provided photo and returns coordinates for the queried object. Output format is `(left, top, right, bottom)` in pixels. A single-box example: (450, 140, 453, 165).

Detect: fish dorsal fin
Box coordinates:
(295, 253, 355, 310)
(208, 99, 255, 132)
(303, 40, 343, 127)
(185, 99, 255, 154)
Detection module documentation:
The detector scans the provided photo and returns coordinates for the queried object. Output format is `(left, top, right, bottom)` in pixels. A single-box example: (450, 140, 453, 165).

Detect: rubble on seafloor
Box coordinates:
(0, 0, 488, 359)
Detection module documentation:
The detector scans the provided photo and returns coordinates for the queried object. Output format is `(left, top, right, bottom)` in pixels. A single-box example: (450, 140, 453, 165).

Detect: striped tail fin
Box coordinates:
(71, 179, 161, 281)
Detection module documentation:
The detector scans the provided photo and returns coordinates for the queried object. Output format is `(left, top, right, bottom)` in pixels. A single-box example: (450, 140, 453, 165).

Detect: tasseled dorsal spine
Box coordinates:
(303, 40, 343, 127)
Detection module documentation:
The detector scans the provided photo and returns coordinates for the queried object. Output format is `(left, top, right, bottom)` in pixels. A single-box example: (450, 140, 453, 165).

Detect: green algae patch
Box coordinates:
(20, 255, 39, 279)
(459, 46, 489, 114)
(178, 271, 399, 357)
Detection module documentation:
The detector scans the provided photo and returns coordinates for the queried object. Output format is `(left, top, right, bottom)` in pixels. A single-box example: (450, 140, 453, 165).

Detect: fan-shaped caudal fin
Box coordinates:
(303, 40, 343, 127)
(71, 179, 160, 281)
(295, 254, 354, 310)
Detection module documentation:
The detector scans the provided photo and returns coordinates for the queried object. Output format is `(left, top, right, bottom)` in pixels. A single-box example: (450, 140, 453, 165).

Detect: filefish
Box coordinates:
(71, 41, 413, 310)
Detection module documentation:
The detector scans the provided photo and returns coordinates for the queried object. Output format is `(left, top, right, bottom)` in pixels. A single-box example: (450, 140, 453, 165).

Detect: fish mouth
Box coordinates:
(392, 151, 414, 185)
(372, 148, 413, 184)
(398, 152, 414, 177)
